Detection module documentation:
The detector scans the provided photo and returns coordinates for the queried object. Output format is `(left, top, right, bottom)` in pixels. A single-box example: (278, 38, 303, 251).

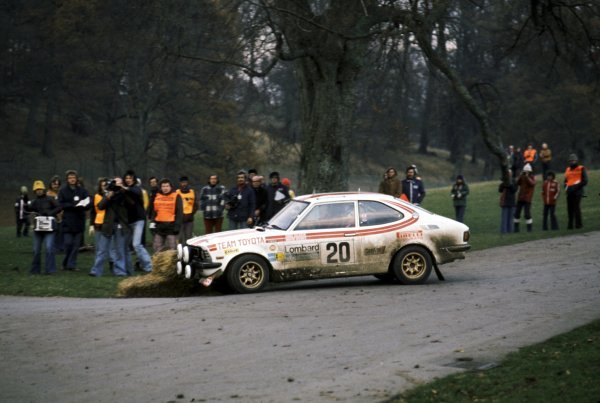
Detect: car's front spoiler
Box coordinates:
(443, 244, 471, 253)
(191, 261, 223, 269)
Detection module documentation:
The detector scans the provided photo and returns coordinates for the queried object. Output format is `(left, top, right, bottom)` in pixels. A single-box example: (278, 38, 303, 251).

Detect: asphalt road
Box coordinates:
(1, 232, 599, 402)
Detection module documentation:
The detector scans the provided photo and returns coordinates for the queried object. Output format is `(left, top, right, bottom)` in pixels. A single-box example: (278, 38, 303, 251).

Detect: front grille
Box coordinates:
(200, 247, 212, 262)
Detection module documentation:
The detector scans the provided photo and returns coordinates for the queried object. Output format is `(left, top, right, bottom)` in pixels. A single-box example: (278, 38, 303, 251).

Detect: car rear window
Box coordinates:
(358, 201, 404, 226)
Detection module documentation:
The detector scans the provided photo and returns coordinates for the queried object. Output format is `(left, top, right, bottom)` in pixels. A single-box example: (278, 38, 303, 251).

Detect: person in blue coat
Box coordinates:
(225, 171, 256, 230)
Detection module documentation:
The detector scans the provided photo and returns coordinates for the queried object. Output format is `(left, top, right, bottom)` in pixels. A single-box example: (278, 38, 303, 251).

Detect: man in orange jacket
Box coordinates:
(564, 154, 588, 229)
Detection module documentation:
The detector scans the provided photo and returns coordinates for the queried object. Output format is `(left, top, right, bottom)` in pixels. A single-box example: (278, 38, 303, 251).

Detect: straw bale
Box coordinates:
(117, 250, 198, 297)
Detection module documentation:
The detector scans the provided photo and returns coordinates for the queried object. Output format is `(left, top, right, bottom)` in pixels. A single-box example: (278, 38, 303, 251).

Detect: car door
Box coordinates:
(355, 200, 409, 274)
(282, 201, 363, 280)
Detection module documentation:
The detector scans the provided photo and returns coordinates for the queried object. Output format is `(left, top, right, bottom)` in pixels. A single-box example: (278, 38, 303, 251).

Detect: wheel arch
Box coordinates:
(387, 242, 436, 272)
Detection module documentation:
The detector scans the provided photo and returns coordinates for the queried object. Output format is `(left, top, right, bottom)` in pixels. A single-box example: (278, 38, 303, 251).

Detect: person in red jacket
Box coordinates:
(513, 163, 536, 232)
(541, 171, 560, 230)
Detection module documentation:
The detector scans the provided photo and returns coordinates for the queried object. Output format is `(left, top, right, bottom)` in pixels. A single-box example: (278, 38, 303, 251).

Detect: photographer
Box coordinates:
(123, 170, 152, 273)
(148, 178, 183, 251)
(226, 171, 255, 230)
(513, 163, 536, 232)
(89, 177, 130, 276)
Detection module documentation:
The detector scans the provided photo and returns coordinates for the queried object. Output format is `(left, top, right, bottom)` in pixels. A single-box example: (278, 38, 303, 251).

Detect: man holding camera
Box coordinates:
(513, 163, 536, 232)
(225, 171, 255, 230)
(89, 177, 131, 276)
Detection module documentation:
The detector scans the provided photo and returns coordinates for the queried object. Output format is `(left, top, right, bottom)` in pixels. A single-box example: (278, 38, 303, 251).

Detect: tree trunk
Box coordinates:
(418, 69, 435, 155)
(296, 61, 356, 194)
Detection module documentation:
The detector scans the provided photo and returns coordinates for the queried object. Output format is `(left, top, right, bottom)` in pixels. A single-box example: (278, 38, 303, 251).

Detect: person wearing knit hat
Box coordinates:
(450, 175, 469, 223)
(513, 162, 536, 232)
(28, 179, 61, 274)
(15, 185, 30, 237)
(281, 177, 296, 199)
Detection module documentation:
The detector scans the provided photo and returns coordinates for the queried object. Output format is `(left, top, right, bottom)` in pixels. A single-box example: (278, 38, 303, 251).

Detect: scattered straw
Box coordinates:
(117, 250, 206, 297)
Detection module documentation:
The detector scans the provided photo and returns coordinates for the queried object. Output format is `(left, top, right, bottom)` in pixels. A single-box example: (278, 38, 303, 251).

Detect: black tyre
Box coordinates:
(226, 255, 270, 293)
(391, 246, 432, 285)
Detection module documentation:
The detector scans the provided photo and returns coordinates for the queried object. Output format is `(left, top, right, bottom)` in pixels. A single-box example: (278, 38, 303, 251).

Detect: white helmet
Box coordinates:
(522, 163, 533, 173)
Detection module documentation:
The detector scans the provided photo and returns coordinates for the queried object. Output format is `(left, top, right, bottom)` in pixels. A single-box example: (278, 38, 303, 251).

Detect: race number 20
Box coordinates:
(321, 241, 355, 264)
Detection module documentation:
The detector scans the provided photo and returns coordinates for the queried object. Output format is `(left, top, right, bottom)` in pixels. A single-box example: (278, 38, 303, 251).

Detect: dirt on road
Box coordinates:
(1, 232, 599, 402)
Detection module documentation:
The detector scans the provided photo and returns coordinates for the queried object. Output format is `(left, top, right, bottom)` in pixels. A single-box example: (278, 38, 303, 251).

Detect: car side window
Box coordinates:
(358, 201, 404, 227)
(295, 202, 356, 230)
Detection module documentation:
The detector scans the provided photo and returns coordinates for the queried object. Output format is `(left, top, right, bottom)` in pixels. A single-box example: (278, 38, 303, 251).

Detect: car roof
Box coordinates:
(295, 192, 401, 204)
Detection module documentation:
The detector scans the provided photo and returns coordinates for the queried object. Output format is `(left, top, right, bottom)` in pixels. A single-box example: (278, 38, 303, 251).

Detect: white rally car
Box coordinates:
(177, 192, 470, 293)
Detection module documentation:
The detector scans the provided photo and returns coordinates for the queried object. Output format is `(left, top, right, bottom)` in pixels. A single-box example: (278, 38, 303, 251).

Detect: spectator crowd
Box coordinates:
(16, 168, 295, 276)
(15, 142, 591, 276)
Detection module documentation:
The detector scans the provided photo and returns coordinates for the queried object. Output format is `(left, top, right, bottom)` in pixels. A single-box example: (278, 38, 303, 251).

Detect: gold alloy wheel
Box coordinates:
(401, 252, 427, 279)
(239, 261, 264, 288)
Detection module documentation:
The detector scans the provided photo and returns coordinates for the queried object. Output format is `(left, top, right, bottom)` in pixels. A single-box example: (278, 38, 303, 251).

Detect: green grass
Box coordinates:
(388, 319, 600, 403)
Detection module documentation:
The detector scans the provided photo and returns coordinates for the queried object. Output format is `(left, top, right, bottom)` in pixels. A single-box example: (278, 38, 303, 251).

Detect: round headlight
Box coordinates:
(184, 264, 193, 279)
(183, 246, 190, 263)
(176, 261, 183, 276)
(177, 244, 183, 260)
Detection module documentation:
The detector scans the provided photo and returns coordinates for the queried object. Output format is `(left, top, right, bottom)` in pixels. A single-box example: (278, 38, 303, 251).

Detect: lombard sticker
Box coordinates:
(223, 248, 239, 255)
(285, 244, 319, 261)
(396, 230, 423, 240)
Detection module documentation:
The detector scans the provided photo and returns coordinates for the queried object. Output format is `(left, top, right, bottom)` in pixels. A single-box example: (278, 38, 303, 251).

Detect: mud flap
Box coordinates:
(433, 262, 445, 281)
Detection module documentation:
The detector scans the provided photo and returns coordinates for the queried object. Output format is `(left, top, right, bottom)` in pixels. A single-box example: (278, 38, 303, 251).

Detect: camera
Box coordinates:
(106, 179, 121, 192)
(224, 191, 240, 209)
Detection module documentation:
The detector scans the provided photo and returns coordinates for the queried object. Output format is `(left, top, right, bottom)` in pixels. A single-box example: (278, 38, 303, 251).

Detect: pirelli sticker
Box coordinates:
(396, 230, 423, 240)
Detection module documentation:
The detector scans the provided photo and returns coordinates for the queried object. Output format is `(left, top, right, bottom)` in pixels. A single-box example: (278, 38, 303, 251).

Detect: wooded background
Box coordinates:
(1, 1, 598, 192)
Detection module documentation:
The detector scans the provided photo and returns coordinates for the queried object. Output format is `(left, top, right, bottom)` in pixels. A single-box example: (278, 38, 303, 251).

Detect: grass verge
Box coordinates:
(387, 319, 600, 403)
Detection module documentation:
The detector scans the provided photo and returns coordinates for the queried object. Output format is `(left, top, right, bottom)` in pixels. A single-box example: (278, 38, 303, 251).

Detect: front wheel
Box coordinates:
(391, 246, 432, 285)
(226, 255, 270, 293)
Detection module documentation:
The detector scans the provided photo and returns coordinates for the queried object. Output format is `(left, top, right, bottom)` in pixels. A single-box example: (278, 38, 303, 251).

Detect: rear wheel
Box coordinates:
(391, 246, 432, 285)
(226, 255, 270, 293)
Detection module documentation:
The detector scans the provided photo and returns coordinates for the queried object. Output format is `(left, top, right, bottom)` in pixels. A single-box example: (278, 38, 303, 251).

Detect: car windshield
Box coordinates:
(267, 200, 309, 230)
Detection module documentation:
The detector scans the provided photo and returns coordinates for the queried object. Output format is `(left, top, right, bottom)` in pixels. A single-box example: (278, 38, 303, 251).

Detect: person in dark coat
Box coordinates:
(499, 170, 518, 233)
(450, 175, 470, 223)
(28, 181, 61, 274)
(265, 171, 290, 221)
(401, 166, 426, 205)
(226, 171, 256, 230)
(251, 175, 269, 225)
(89, 177, 131, 276)
(58, 170, 91, 271)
